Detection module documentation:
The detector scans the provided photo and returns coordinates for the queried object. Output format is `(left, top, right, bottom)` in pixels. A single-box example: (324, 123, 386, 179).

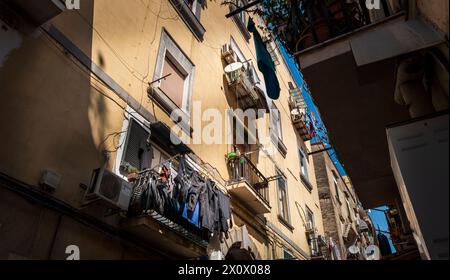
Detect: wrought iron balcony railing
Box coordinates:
(228, 155, 270, 207)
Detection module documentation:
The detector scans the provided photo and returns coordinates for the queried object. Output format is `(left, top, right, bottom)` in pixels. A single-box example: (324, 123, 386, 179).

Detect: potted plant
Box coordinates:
(126, 166, 139, 182)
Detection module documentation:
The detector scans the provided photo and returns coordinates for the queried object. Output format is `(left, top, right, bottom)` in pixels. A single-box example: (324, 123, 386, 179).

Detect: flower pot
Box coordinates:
(313, 19, 331, 43)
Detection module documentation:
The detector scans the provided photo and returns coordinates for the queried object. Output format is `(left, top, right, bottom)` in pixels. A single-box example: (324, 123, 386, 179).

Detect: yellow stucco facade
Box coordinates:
(0, 0, 325, 260)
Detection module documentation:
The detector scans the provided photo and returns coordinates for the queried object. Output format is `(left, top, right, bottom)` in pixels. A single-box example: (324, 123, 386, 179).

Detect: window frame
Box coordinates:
(332, 171, 342, 204)
(230, 0, 251, 41)
(306, 206, 315, 229)
(282, 248, 295, 260)
(115, 109, 175, 179)
(271, 103, 283, 141)
(276, 170, 292, 229)
(299, 148, 308, 179)
(151, 30, 195, 131)
(168, 0, 206, 41)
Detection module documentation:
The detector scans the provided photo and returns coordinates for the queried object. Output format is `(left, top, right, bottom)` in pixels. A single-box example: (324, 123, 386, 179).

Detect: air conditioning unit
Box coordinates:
(85, 168, 133, 210)
(221, 43, 236, 64)
(305, 221, 315, 233)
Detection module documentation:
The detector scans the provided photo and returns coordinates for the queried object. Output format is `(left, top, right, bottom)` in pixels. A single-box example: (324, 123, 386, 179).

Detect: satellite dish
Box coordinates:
(348, 245, 360, 255)
(224, 62, 243, 73)
(365, 245, 381, 260)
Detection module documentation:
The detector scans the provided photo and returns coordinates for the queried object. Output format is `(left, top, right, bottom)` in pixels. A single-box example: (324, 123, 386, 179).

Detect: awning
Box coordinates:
(150, 121, 192, 156)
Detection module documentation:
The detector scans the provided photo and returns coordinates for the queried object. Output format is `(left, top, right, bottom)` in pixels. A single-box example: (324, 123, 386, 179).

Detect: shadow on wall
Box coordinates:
(0, 1, 127, 259)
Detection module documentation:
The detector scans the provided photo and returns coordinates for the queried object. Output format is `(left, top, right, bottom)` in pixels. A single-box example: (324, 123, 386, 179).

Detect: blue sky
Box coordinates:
(368, 206, 397, 253)
(278, 43, 347, 175)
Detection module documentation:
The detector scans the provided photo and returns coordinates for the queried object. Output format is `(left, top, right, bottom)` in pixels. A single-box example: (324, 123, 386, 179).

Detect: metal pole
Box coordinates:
(225, 0, 262, 18)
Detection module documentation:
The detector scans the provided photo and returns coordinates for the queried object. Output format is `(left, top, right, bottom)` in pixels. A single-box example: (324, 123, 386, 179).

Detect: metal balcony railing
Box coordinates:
(228, 155, 270, 205)
(128, 169, 210, 241)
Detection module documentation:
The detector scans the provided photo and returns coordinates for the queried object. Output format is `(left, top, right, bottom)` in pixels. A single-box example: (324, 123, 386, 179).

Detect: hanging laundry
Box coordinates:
(130, 155, 232, 241)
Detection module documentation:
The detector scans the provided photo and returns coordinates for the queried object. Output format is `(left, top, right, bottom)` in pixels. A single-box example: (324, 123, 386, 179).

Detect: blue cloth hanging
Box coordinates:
(247, 18, 280, 100)
(181, 202, 201, 228)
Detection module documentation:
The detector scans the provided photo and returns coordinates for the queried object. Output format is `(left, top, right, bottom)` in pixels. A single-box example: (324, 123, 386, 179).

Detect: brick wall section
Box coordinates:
(312, 152, 346, 259)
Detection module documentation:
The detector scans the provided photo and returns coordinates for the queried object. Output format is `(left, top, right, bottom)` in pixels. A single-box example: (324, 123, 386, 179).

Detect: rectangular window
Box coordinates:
(277, 171, 289, 221)
(306, 206, 319, 256)
(120, 118, 170, 175)
(236, 0, 246, 24)
(345, 197, 353, 221)
(333, 172, 341, 203)
(230, 0, 251, 40)
(271, 103, 283, 141)
(168, 0, 205, 40)
(299, 149, 308, 180)
(266, 41, 280, 66)
(160, 56, 187, 108)
(152, 31, 195, 122)
(306, 206, 315, 229)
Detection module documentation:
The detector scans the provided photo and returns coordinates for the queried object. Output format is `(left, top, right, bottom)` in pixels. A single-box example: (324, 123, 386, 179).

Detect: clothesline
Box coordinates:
(136, 153, 230, 197)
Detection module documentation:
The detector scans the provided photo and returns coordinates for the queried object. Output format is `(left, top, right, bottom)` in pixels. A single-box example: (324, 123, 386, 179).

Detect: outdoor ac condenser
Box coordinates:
(85, 168, 133, 210)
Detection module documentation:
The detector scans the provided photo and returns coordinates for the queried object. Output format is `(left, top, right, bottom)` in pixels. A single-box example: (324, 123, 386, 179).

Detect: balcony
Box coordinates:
(123, 168, 209, 258)
(289, 88, 312, 141)
(222, 46, 269, 112)
(1, 0, 65, 26)
(273, 0, 406, 55)
(284, 1, 445, 209)
(226, 155, 271, 214)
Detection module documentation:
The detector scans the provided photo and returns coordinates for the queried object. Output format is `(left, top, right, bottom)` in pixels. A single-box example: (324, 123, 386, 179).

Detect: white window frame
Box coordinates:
(271, 103, 283, 141)
(235, 0, 247, 25)
(299, 148, 309, 179)
(332, 171, 341, 203)
(277, 170, 291, 223)
(114, 108, 173, 180)
(152, 30, 195, 117)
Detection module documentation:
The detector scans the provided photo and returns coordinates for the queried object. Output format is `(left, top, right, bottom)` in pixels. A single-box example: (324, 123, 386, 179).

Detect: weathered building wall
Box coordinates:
(0, 0, 324, 260)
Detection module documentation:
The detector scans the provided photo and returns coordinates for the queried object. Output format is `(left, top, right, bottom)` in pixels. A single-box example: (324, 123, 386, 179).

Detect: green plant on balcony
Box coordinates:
(217, 0, 368, 54)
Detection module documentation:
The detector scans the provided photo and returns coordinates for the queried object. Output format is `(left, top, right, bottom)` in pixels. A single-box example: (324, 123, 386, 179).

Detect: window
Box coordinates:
(118, 118, 170, 176)
(306, 206, 319, 256)
(299, 148, 313, 191)
(283, 248, 295, 260)
(168, 0, 206, 40)
(235, 0, 246, 24)
(266, 41, 280, 66)
(333, 171, 341, 203)
(229, 37, 260, 84)
(299, 149, 308, 180)
(306, 206, 315, 229)
(152, 30, 195, 125)
(345, 196, 355, 221)
(160, 56, 187, 108)
(230, 0, 251, 40)
(271, 103, 283, 141)
(277, 171, 289, 222)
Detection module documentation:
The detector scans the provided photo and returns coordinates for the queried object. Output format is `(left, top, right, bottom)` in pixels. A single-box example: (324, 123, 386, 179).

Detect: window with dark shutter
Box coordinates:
(123, 119, 150, 171)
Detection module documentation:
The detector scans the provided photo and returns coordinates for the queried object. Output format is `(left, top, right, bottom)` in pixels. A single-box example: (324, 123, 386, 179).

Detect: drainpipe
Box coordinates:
(394, 55, 435, 118)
